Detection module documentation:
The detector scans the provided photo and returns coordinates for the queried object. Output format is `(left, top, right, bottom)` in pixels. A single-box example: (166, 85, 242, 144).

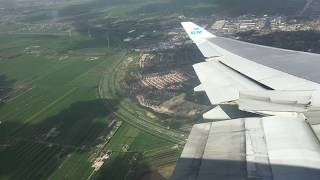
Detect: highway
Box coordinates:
(98, 51, 186, 144)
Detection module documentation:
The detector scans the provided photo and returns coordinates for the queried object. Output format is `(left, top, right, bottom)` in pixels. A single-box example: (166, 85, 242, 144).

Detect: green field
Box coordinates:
(0, 34, 182, 180)
(17, 0, 307, 24)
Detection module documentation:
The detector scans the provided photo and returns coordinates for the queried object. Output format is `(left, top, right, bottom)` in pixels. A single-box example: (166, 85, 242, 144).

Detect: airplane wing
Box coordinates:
(171, 22, 320, 180)
(181, 22, 320, 105)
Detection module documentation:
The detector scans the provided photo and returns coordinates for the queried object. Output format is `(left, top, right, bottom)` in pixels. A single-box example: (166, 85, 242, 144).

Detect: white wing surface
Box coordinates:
(171, 22, 320, 180)
(182, 22, 320, 105)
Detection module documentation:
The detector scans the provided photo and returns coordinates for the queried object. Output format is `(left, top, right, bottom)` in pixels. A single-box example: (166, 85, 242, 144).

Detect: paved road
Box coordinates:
(98, 52, 186, 144)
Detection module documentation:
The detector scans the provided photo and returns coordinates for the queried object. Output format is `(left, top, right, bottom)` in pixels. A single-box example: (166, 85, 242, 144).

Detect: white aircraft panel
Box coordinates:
(171, 123, 211, 180)
(194, 84, 205, 92)
(196, 39, 222, 58)
(263, 116, 320, 180)
(193, 60, 264, 104)
(202, 105, 230, 120)
(245, 118, 273, 180)
(202, 39, 320, 91)
(239, 90, 312, 113)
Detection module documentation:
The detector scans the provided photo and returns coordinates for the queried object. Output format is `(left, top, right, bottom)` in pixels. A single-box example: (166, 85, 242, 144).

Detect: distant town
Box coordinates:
(211, 15, 320, 35)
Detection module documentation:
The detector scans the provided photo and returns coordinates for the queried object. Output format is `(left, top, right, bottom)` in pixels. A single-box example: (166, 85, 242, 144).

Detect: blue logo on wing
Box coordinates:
(191, 27, 202, 35)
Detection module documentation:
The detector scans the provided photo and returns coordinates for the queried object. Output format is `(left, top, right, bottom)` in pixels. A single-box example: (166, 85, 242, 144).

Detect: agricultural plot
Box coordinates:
(92, 123, 181, 180)
(14, 0, 306, 27)
(102, 0, 306, 17)
(0, 34, 120, 180)
(0, 33, 183, 180)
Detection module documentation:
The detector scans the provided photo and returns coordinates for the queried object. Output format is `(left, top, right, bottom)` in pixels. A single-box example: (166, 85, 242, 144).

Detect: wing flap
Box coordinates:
(239, 90, 312, 113)
(193, 60, 264, 104)
(173, 116, 320, 180)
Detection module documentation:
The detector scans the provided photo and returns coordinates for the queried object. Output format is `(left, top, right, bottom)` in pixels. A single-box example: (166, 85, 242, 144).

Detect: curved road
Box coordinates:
(98, 51, 186, 144)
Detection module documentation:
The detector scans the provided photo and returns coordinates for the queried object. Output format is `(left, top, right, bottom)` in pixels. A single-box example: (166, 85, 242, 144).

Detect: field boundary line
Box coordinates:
(9, 87, 78, 136)
(24, 87, 78, 123)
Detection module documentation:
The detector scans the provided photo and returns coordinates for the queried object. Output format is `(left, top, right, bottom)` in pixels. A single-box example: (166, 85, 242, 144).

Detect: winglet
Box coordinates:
(181, 22, 216, 43)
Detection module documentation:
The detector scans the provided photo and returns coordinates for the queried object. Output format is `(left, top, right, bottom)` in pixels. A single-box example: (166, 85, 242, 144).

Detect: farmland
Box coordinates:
(0, 33, 183, 180)
(3, 0, 307, 27)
